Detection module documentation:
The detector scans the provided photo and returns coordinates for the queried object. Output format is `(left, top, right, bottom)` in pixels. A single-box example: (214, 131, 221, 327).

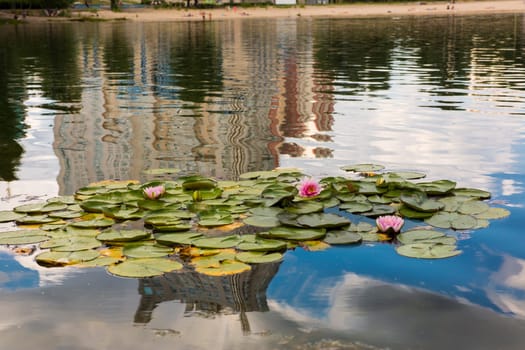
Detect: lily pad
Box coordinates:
(474, 207, 510, 220)
(296, 213, 350, 229)
(244, 215, 280, 228)
(195, 259, 251, 276)
(40, 236, 102, 251)
(396, 229, 445, 244)
(70, 217, 115, 228)
(425, 212, 478, 230)
(416, 180, 456, 195)
(235, 251, 283, 264)
(262, 226, 326, 241)
(107, 258, 183, 278)
(15, 215, 58, 225)
(341, 164, 385, 173)
(0, 229, 49, 245)
(323, 230, 362, 245)
(396, 243, 461, 259)
(361, 204, 395, 217)
(458, 200, 490, 215)
(96, 229, 151, 243)
(0, 211, 26, 223)
(286, 201, 324, 214)
(192, 235, 243, 249)
(339, 201, 373, 213)
(453, 188, 491, 199)
(236, 235, 287, 252)
(36, 250, 100, 266)
(123, 243, 173, 258)
(155, 232, 203, 246)
(400, 193, 444, 213)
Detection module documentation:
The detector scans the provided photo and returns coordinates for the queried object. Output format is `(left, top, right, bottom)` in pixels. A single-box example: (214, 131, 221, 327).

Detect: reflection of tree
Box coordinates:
(134, 262, 281, 334)
(313, 19, 394, 94)
(167, 22, 223, 104)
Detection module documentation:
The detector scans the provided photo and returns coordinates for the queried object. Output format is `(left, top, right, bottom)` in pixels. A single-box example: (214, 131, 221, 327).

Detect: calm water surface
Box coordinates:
(1, 13, 525, 349)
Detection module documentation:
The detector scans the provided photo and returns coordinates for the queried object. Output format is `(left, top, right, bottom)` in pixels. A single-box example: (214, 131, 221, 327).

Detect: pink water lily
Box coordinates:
(143, 185, 165, 200)
(297, 177, 323, 198)
(376, 215, 404, 233)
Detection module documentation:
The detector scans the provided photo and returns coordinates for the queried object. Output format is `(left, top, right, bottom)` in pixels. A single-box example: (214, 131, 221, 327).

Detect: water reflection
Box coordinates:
(1, 13, 525, 349)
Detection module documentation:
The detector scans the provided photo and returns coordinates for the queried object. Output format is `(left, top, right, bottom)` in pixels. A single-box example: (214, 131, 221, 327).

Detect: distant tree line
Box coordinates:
(0, 0, 74, 10)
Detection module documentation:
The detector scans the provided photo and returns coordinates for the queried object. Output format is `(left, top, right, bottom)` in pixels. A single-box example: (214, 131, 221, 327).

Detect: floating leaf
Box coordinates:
(77, 256, 122, 267)
(453, 188, 491, 199)
(13, 202, 46, 213)
(389, 171, 426, 180)
(296, 213, 350, 229)
(0, 229, 49, 245)
(361, 204, 395, 217)
(236, 235, 287, 252)
(424, 212, 478, 230)
(235, 251, 283, 264)
(244, 215, 280, 228)
(458, 200, 490, 215)
(96, 229, 151, 243)
(70, 217, 115, 228)
(123, 243, 173, 258)
(48, 210, 84, 219)
(195, 259, 251, 276)
(40, 236, 101, 251)
(156, 232, 203, 246)
(416, 180, 456, 195)
(286, 201, 324, 214)
(15, 215, 58, 225)
(396, 229, 445, 244)
(396, 243, 461, 259)
(36, 250, 99, 267)
(341, 164, 385, 172)
(400, 193, 444, 213)
(261, 226, 326, 241)
(339, 201, 373, 213)
(107, 258, 183, 278)
(474, 207, 510, 220)
(0, 211, 26, 222)
(142, 168, 180, 175)
(324, 230, 362, 245)
(192, 235, 243, 249)
(399, 206, 434, 219)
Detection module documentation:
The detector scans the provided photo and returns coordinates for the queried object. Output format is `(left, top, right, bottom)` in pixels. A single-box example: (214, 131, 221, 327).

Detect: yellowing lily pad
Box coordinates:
(107, 258, 183, 278)
(195, 259, 251, 276)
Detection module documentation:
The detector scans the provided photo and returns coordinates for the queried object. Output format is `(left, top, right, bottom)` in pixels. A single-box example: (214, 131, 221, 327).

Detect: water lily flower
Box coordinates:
(297, 177, 323, 198)
(376, 215, 404, 233)
(143, 185, 165, 200)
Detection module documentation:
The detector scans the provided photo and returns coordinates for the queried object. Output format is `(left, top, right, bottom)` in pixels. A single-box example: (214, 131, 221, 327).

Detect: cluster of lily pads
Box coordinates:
(0, 164, 510, 278)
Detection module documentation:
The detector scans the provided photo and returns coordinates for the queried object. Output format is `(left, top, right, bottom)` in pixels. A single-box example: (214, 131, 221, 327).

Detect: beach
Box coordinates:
(2, 0, 525, 22)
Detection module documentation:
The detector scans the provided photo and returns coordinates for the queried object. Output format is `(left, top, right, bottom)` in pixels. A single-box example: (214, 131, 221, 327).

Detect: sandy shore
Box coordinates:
(2, 0, 525, 22)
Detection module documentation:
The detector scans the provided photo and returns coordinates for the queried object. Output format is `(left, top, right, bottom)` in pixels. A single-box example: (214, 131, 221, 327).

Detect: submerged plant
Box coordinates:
(297, 177, 322, 198)
(376, 215, 404, 234)
(143, 185, 165, 200)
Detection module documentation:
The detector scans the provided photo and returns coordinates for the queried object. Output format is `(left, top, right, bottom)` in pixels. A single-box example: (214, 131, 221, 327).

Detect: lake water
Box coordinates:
(1, 13, 525, 349)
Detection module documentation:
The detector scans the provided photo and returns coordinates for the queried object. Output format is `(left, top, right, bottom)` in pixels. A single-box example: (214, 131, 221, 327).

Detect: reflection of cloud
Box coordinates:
(489, 255, 525, 318)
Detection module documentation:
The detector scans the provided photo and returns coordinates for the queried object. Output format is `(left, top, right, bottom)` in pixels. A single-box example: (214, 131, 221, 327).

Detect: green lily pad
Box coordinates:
(107, 258, 183, 278)
(15, 215, 58, 225)
(155, 232, 203, 246)
(235, 251, 283, 264)
(0, 229, 49, 245)
(103, 207, 145, 220)
(142, 168, 180, 175)
(396, 243, 461, 259)
(13, 202, 46, 213)
(286, 201, 324, 214)
(425, 212, 478, 230)
(70, 217, 115, 228)
(123, 243, 173, 258)
(0, 210, 26, 223)
(339, 201, 373, 213)
(474, 207, 510, 220)
(296, 213, 350, 229)
(341, 164, 385, 173)
(153, 222, 192, 232)
(396, 229, 445, 244)
(389, 171, 426, 180)
(348, 222, 375, 233)
(324, 230, 362, 245)
(80, 201, 119, 213)
(399, 205, 434, 219)
(96, 229, 151, 243)
(40, 236, 102, 251)
(182, 177, 217, 191)
(361, 204, 395, 217)
(77, 256, 122, 267)
(192, 235, 243, 249)
(36, 250, 100, 266)
(195, 259, 251, 276)
(237, 235, 287, 252)
(457, 200, 490, 215)
(416, 180, 456, 195)
(48, 210, 85, 219)
(244, 215, 280, 228)
(453, 188, 491, 199)
(261, 226, 326, 241)
(400, 192, 444, 213)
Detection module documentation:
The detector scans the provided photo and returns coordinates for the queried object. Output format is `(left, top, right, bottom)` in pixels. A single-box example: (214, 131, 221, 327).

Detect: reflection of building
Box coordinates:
(53, 20, 336, 195)
(134, 262, 281, 333)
